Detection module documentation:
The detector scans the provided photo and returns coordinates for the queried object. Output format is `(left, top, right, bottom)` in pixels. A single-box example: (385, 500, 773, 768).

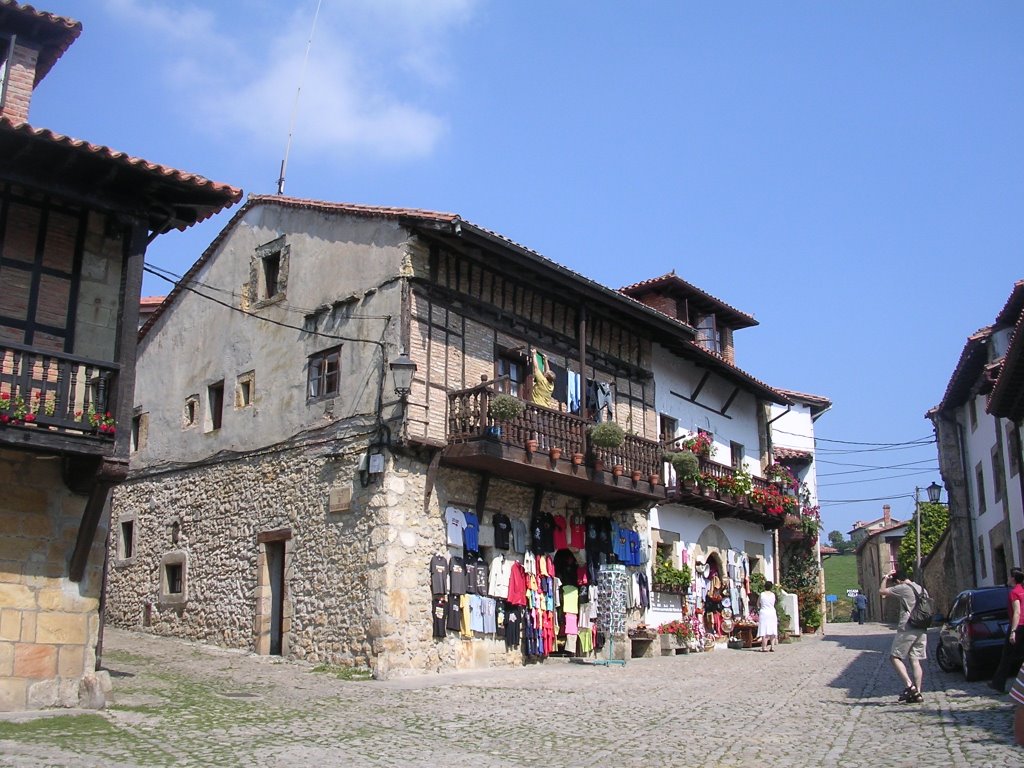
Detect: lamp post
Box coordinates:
(389, 352, 416, 399)
(915, 481, 943, 575)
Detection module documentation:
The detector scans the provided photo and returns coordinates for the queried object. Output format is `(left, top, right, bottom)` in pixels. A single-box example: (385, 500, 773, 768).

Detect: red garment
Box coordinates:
(507, 561, 528, 606)
(1009, 584, 1024, 630)
(553, 515, 568, 551)
(570, 516, 586, 549)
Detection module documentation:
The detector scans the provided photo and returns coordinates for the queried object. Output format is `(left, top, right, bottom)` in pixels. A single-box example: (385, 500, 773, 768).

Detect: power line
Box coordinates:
(818, 469, 940, 487)
(773, 429, 934, 448)
(817, 459, 939, 477)
(819, 494, 916, 505)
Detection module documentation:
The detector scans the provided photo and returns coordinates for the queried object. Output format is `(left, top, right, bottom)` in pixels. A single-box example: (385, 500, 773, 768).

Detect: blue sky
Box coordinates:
(30, 1, 1024, 537)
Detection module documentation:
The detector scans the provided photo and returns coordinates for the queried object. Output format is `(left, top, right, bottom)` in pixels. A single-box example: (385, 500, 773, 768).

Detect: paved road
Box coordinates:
(0, 622, 1019, 767)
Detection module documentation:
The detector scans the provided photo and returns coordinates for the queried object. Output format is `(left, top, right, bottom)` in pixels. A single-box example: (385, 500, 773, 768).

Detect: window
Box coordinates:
(496, 354, 525, 397)
(659, 414, 678, 447)
(131, 411, 148, 452)
(969, 398, 978, 432)
(308, 346, 341, 399)
(978, 536, 987, 579)
(251, 235, 289, 305)
(976, 462, 986, 513)
(993, 544, 1007, 586)
(207, 380, 225, 431)
(160, 552, 187, 604)
(236, 371, 255, 409)
(730, 441, 744, 469)
(117, 516, 135, 560)
(0, 36, 12, 111)
(1008, 425, 1020, 478)
(696, 315, 721, 354)
(183, 395, 199, 429)
(992, 445, 1005, 504)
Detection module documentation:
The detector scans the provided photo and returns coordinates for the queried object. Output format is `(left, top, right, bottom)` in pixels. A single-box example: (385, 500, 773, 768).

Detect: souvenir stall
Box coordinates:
(430, 503, 650, 665)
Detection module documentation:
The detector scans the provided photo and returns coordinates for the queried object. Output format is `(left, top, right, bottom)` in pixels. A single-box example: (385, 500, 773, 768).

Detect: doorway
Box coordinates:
(266, 541, 285, 655)
(255, 529, 291, 656)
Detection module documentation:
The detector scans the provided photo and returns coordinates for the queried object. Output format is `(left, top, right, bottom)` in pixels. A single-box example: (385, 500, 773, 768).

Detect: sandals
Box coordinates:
(898, 685, 923, 704)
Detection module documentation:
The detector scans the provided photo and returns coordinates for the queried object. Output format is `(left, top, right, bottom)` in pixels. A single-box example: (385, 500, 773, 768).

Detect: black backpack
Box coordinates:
(907, 584, 934, 630)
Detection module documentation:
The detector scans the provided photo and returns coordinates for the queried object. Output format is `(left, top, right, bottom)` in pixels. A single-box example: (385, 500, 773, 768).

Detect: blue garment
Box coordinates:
(463, 511, 479, 556)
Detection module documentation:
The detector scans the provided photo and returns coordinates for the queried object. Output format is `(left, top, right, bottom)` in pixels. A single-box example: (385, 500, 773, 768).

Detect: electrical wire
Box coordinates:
(817, 459, 939, 477)
(772, 429, 934, 447)
(818, 469, 940, 487)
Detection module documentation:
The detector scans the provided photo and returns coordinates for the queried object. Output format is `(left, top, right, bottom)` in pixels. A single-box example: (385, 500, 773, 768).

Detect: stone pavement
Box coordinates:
(0, 622, 1019, 767)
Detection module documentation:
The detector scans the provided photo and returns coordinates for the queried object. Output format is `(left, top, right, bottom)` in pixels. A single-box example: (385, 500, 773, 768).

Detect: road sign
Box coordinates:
(826, 594, 838, 603)
(846, 589, 859, 598)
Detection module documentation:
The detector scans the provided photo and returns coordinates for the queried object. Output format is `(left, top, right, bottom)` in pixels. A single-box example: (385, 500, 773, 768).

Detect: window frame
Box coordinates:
(975, 462, 987, 513)
(207, 380, 225, 431)
(307, 346, 341, 401)
(251, 235, 290, 307)
(159, 551, 187, 605)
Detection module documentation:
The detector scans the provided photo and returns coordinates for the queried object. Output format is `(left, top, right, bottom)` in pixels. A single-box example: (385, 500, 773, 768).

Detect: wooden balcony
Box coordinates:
(445, 382, 666, 506)
(0, 341, 119, 456)
(667, 457, 785, 529)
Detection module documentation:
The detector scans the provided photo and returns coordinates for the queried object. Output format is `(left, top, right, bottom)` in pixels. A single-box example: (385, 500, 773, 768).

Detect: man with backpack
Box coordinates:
(879, 568, 932, 704)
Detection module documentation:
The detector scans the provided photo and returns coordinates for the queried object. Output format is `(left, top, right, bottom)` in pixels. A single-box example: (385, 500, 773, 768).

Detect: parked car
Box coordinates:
(936, 586, 1010, 681)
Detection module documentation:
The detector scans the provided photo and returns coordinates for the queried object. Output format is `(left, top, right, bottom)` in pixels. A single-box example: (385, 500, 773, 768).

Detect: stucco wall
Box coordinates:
(73, 211, 123, 362)
(0, 449, 108, 711)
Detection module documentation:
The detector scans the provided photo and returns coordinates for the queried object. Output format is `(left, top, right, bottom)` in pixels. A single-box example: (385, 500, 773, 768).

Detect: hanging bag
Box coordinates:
(907, 584, 935, 630)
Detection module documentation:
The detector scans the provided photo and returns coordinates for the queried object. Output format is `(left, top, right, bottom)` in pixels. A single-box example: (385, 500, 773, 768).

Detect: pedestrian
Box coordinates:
(854, 590, 868, 625)
(879, 568, 927, 703)
(1010, 663, 1024, 746)
(990, 568, 1024, 694)
(757, 581, 778, 652)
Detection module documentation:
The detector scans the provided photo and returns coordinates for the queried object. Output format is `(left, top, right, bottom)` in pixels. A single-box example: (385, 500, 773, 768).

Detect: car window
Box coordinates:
(948, 596, 967, 621)
(971, 588, 1009, 614)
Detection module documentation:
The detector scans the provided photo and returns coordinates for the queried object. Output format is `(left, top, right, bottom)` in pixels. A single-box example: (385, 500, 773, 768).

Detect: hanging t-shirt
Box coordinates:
(429, 554, 448, 596)
(432, 596, 447, 638)
(464, 560, 477, 595)
(489, 554, 511, 599)
(553, 515, 568, 551)
(463, 511, 480, 557)
(569, 516, 586, 550)
(472, 557, 489, 595)
(448, 556, 467, 594)
(507, 560, 528, 606)
(562, 584, 580, 616)
(492, 512, 512, 550)
(446, 594, 461, 632)
(445, 507, 466, 547)
(511, 518, 529, 553)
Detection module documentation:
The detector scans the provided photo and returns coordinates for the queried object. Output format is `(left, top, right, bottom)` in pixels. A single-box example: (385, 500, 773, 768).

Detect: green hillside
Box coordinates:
(823, 554, 859, 622)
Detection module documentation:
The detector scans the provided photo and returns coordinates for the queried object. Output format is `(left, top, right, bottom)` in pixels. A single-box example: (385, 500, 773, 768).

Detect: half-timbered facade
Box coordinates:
(0, 1, 240, 711)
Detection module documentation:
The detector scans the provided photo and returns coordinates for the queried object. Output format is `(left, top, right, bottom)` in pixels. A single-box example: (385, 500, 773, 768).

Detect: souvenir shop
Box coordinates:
(431, 503, 651, 660)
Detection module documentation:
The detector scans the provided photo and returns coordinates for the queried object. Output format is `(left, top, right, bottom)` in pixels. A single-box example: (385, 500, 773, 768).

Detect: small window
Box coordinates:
(992, 445, 1004, 504)
(120, 520, 134, 559)
(730, 441, 744, 469)
(308, 346, 341, 400)
(976, 462, 986, 513)
(969, 398, 978, 432)
(978, 536, 987, 579)
(237, 371, 255, 408)
(696, 315, 721, 354)
(252, 235, 289, 305)
(496, 354, 525, 397)
(208, 381, 225, 431)
(1007, 425, 1020, 478)
(160, 552, 187, 604)
(131, 411, 149, 452)
(183, 395, 199, 429)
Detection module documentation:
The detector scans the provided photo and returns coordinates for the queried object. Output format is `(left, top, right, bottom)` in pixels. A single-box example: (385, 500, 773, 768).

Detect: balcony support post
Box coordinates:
(69, 456, 129, 582)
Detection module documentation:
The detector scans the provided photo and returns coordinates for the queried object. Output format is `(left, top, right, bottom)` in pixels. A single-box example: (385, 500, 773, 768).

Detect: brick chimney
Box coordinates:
(0, 4, 82, 124)
(882, 504, 891, 527)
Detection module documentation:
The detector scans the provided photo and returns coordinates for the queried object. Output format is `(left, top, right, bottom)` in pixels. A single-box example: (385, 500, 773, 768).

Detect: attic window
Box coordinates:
(0, 36, 12, 111)
(696, 315, 721, 354)
(251, 235, 290, 306)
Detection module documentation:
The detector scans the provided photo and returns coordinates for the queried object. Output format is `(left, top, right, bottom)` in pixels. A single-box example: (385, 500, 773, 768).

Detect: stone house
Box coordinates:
(0, 1, 239, 711)
(848, 505, 903, 547)
(856, 517, 908, 623)
(106, 195, 815, 677)
(929, 280, 1024, 592)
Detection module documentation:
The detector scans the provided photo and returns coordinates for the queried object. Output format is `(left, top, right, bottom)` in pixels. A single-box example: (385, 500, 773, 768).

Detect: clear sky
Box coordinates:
(29, 1, 1024, 538)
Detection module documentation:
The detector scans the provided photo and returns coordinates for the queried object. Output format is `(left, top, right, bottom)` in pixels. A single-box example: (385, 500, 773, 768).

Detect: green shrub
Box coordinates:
(589, 421, 625, 448)
(670, 450, 700, 481)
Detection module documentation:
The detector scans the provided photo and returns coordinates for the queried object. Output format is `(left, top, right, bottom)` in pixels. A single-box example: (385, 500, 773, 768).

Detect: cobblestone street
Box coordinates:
(1, 622, 1019, 767)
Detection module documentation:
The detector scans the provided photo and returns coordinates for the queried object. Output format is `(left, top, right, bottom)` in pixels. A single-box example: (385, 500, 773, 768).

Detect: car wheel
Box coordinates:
(961, 646, 981, 681)
(936, 641, 956, 672)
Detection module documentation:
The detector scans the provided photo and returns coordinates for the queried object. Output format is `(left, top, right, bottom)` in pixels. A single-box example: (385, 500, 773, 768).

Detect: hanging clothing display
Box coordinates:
(429, 554, 448, 596)
(492, 513, 511, 550)
(445, 507, 466, 548)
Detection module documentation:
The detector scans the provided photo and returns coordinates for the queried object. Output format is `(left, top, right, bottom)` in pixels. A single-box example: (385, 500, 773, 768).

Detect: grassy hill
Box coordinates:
(823, 554, 859, 622)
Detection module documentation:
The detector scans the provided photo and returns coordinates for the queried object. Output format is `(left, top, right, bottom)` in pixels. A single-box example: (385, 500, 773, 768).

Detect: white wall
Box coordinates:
(768, 402, 821, 506)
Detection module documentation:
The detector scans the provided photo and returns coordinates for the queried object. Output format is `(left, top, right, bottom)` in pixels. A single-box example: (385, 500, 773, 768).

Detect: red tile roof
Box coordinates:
(773, 446, 812, 462)
(619, 271, 758, 329)
(0, 1, 81, 85)
(775, 388, 832, 409)
(988, 282, 1024, 420)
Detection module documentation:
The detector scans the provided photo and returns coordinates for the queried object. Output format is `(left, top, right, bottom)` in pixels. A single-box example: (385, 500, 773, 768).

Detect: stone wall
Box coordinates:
(0, 449, 109, 711)
(108, 439, 648, 680)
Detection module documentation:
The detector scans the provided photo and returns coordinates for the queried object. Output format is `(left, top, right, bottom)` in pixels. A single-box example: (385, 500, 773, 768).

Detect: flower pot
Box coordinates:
(612, 464, 625, 477)
(526, 438, 539, 454)
(571, 452, 584, 465)
(630, 470, 642, 483)
(549, 447, 562, 461)
(648, 473, 660, 486)
(659, 635, 679, 652)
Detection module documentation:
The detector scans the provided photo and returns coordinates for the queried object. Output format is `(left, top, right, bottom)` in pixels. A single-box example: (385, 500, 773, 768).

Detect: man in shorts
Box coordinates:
(879, 568, 927, 703)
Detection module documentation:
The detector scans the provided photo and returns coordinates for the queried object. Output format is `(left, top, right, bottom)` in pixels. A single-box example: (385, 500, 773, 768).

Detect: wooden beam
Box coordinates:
(721, 386, 740, 417)
(69, 457, 128, 582)
(475, 473, 491, 516)
(669, 388, 734, 420)
(690, 370, 710, 401)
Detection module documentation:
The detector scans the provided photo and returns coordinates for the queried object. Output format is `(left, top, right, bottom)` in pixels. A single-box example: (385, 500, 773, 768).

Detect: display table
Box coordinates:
(732, 624, 756, 648)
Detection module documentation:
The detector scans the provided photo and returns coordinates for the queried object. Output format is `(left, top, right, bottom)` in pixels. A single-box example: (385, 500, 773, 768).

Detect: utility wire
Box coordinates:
(817, 459, 939, 477)
(818, 469, 940, 487)
(772, 429, 934, 447)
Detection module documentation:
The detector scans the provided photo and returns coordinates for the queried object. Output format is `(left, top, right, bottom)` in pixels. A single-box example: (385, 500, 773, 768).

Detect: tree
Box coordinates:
(827, 530, 850, 554)
(897, 502, 949, 578)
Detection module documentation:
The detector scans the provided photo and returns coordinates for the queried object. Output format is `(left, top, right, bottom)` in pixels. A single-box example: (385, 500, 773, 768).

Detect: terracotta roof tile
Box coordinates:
(0, 119, 242, 216)
(619, 271, 758, 329)
(0, 1, 81, 84)
(773, 447, 812, 462)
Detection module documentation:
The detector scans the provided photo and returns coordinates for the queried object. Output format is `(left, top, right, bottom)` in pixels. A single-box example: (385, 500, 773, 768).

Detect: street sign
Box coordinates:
(826, 594, 838, 603)
(846, 589, 859, 598)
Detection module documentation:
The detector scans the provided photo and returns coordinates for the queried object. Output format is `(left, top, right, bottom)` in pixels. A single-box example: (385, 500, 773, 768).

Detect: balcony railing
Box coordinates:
(0, 341, 118, 442)
(447, 380, 662, 478)
(669, 456, 786, 528)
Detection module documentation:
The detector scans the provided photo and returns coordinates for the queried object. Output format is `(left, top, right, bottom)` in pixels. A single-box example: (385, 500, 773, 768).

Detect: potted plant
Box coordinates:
(679, 431, 715, 458)
(588, 421, 624, 449)
(657, 619, 693, 652)
(653, 556, 691, 594)
(698, 472, 719, 495)
(0, 391, 27, 426)
(670, 451, 700, 487)
(732, 468, 753, 497)
(488, 393, 523, 437)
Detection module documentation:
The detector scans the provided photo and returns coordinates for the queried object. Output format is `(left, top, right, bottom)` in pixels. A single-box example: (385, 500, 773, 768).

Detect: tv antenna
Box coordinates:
(276, 0, 323, 195)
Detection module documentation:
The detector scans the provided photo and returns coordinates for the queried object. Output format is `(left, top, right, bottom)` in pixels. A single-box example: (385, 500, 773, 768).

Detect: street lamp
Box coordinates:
(915, 481, 943, 575)
(389, 352, 417, 399)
